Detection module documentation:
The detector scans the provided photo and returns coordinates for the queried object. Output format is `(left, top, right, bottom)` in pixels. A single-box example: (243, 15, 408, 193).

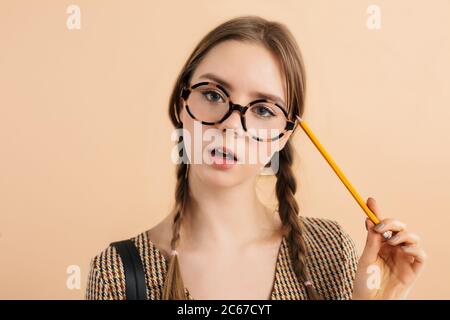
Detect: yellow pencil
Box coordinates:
(295, 115, 392, 239)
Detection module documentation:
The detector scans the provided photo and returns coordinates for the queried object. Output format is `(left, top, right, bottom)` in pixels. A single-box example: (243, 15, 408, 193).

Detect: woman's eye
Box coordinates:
(252, 105, 276, 117)
(203, 91, 225, 103)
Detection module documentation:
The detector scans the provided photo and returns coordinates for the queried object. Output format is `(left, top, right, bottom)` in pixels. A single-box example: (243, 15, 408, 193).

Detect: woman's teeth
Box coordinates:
(213, 148, 236, 160)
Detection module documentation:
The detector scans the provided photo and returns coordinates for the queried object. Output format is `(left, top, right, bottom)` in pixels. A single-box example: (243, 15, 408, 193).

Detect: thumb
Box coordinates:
(360, 197, 383, 263)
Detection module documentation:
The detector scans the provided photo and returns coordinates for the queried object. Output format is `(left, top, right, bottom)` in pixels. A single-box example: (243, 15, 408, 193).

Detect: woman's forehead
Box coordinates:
(191, 40, 287, 104)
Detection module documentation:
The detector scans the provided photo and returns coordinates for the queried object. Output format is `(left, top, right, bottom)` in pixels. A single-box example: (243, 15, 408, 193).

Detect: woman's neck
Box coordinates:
(178, 172, 282, 251)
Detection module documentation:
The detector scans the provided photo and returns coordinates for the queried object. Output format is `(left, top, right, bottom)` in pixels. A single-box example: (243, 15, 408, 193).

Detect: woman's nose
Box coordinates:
(216, 109, 245, 137)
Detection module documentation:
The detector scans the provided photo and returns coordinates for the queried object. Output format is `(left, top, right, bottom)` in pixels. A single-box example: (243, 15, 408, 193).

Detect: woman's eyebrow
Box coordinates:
(198, 72, 287, 108)
(252, 91, 287, 108)
(198, 73, 234, 90)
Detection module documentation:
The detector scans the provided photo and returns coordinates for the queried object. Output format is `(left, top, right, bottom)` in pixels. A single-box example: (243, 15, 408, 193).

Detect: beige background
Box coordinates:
(1, 0, 449, 299)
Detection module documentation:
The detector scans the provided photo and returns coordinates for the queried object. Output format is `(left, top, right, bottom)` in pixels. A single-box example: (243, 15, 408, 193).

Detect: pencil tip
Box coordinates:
(295, 115, 303, 122)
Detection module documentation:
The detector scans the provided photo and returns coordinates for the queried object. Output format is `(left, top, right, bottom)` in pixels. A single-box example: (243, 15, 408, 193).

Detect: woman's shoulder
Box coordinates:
(299, 216, 352, 241)
(85, 230, 167, 300)
(298, 215, 359, 299)
(298, 215, 358, 259)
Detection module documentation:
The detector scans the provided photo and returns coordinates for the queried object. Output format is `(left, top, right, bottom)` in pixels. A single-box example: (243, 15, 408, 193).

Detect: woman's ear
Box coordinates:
(278, 129, 293, 150)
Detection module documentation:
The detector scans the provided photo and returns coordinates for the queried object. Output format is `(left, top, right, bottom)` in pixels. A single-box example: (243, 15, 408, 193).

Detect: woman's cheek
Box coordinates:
(179, 123, 203, 165)
(249, 140, 275, 167)
(186, 120, 216, 164)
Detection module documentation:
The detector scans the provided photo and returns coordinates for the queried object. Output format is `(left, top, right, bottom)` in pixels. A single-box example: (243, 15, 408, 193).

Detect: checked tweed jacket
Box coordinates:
(85, 216, 358, 300)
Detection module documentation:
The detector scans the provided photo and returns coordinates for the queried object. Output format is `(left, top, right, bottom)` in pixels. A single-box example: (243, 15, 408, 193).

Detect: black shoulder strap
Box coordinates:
(110, 239, 147, 300)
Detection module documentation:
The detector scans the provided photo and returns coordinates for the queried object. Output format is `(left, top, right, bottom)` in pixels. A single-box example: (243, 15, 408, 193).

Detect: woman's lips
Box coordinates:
(208, 146, 238, 169)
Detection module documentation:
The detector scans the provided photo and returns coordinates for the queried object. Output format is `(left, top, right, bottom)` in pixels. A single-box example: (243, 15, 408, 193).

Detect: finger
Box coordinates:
(365, 217, 381, 236)
(361, 217, 384, 262)
(367, 197, 383, 221)
(366, 197, 390, 239)
(366, 217, 389, 240)
(372, 218, 407, 234)
(400, 245, 428, 273)
(387, 231, 421, 247)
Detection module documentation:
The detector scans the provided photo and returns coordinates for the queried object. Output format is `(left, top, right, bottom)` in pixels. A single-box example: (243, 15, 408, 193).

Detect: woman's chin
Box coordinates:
(193, 165, 242, 188)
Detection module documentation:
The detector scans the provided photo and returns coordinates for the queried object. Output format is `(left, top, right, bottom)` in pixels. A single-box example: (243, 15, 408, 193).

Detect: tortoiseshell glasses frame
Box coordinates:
(176, 81, 297, 142)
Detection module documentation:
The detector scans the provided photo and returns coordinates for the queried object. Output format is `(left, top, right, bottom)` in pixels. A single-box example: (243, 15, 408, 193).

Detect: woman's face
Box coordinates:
(179, 40, 293, 187)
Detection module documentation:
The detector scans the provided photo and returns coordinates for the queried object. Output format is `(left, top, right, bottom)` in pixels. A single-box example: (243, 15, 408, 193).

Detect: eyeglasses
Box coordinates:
(178, 81, 296, 142)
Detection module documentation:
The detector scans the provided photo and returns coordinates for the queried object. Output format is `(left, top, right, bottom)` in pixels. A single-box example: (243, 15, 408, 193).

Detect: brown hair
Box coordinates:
(164, 15, 322, 300)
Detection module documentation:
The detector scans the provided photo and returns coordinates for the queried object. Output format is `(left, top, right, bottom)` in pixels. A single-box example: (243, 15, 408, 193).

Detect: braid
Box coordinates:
(161, 159, 190, 300)
(275, 142, 323, 300)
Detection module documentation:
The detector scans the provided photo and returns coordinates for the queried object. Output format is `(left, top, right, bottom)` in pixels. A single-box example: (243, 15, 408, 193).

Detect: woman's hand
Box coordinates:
(352, 197, 427, 300)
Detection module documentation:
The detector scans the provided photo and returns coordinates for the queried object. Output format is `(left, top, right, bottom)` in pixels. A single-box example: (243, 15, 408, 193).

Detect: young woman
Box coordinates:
(86, 16, 426, 300)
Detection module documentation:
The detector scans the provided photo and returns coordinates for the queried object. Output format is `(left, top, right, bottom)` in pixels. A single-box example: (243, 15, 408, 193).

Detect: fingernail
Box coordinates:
(383, 231, 393, 240)
(374, 223, 384, 231)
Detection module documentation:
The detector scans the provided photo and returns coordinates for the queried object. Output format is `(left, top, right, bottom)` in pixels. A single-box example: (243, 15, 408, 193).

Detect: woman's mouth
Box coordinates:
(209, 146, 238, 169)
